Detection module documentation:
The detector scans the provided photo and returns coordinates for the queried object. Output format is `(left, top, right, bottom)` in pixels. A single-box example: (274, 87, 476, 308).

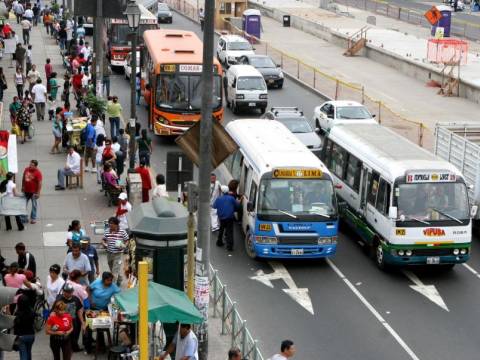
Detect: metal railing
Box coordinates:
(335, 0, 480, 42)
(210, 264, 265, 360)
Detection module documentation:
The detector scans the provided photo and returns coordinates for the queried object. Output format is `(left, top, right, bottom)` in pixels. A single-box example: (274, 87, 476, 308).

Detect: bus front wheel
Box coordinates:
(374, 241, 387, 270)
(245, 230, 257, 259)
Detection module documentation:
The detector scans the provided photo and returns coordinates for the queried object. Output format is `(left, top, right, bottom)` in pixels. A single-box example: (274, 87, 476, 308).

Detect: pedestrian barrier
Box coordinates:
(210, 264, 265, 360)
(167, 0, 434, 149)
(335, 0, 480, 43)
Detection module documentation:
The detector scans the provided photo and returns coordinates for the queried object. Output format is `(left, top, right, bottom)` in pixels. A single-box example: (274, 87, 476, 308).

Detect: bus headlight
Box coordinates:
(397, 249, 405, 256)
(453, 248, 460, 255)
(255, 236, 277, 244)
(318, 237, 332, 245)
(405, 250, 412, 256)
(460, 248, 468, 255)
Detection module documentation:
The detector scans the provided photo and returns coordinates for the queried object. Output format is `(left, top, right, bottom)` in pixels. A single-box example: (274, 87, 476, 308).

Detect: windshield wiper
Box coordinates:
(432, 208, 463, 224)
(303, 210, 330, 218)
(408, 217, 430, 225)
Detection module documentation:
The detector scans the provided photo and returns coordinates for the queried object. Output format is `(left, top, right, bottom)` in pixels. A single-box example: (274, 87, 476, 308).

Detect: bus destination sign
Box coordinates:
(406, 172, 456, 183)
(273, 168, 323, 179)
(161, 64, 219, 73)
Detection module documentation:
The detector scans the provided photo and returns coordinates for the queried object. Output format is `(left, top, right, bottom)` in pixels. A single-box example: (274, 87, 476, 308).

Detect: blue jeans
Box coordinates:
(57, 168, 76, 188)
(103, 77, 110, 97)
(109, 117, 120, 139)
(25, 193, 38, 220)
(136, 89, 141, 105)
(19, 334, 35, 360)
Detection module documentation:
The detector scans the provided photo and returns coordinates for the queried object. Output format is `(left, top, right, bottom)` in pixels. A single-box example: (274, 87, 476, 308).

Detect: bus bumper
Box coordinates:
(383, 245, 471, 266)
(154, 121, 188, 136)
(111, 59, 126, 67)
(254, 244, 337, 259)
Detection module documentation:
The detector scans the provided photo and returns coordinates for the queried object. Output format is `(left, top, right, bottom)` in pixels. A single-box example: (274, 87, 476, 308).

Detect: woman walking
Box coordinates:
(14, 295, 35, 360)
(50, 107, 63, 154)
(95, 134, 106, 184)
(46, 264, 65, 309)
(49, 72, 59, 101)
(17, 100, 31, 144)
(46, 301, 73, 360)
(137, 129, 152, 167)
(0, 67, 7, 102)
(14, 67, 25, 99)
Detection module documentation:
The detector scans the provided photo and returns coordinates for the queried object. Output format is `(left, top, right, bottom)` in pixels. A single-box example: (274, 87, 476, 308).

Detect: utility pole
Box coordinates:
(196, 0, 215, 358)
(94, 0, 104, 98)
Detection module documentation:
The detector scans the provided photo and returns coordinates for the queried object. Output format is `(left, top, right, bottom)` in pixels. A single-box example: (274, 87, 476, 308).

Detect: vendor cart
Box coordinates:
(65, 114, 88, 152)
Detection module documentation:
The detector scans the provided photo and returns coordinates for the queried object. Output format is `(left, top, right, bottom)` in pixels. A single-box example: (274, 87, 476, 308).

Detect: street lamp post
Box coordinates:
(124, 0, 141, 171)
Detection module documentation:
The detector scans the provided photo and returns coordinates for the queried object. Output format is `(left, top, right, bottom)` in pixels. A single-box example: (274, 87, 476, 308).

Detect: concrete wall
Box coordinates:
(247, 1, 480, 104)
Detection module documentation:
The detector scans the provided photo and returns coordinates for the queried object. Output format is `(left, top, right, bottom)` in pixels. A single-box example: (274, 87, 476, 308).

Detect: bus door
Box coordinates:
(358, 165, 376, 244)
(359, 166, 371, 215)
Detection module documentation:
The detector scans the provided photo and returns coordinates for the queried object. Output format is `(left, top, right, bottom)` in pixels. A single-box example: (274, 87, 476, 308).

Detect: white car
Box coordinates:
(216, 35, 254, 68)
(313, 100, 377, 133)
(123, 51, 140, 80)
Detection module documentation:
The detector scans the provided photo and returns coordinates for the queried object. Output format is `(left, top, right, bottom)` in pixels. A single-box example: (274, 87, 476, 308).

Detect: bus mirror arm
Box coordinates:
(388, 206, 398, 220)
(471, 205, 478, 218)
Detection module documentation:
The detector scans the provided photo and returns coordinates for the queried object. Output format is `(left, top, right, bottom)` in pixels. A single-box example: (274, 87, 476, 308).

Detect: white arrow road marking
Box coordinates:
(250, 261, 314, 315)
(327, 259, 421, 360)
(403, 271, 449, 312)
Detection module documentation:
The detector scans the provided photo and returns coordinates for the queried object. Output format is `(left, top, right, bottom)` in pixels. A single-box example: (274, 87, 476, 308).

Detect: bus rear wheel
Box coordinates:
(245, 230, 257, 259)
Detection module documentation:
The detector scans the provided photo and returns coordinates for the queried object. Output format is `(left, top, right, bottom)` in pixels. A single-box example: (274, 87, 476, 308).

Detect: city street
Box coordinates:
(139, 13, 480, 360)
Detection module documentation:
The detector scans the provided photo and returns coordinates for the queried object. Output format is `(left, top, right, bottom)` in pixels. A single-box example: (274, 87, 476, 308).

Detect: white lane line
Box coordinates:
(403, 271, 449, 312)
(462, 263, 480, 280)
(326, 259, 421, 360)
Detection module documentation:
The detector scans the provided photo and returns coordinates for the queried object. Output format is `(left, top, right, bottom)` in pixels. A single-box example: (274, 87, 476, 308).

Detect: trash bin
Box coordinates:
(431, 5, 452, 37)
(283, 15, 291, 27)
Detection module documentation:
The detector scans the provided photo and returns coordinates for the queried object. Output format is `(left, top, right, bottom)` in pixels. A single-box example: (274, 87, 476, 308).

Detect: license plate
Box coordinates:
(268, 79, 274, 84)
(248, 102, 256, 107)
(427, 256, 440, 265)
(291, 249, 304, 256)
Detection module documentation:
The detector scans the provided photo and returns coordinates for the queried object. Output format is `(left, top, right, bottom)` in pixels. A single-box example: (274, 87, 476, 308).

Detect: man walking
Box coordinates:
(102, 217, 129, 285)
(106, 95, 122, 138)
(14, 43, 26, 72)
(83, 117, 96, 172)
(269, 340, 296, 360)
(213, 185, 240, 251)
(199, 8, 205, 31)
(15, 242, 36, 276)
(63, 243, 91, 286)
(27, 64, 40, 92)
(21, 159, 42, 224)
(20, 16, 31, 45)
(31, 78, 47, 121)
(55, 146, 81, 190)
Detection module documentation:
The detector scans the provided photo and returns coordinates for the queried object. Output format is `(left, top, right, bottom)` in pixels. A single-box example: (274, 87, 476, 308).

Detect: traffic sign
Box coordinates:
(424, 6, 443, 26)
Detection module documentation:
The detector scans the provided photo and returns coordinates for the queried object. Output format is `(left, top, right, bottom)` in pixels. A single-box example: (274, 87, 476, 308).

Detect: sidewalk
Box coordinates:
(0, 12, 229, 360)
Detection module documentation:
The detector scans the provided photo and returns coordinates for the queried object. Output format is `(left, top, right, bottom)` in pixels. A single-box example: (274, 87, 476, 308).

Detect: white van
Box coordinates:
(224, 65, 268, 114)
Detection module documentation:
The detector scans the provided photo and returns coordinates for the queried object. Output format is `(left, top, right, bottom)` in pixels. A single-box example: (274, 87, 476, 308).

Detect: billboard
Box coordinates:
(73, 0, 129, 18)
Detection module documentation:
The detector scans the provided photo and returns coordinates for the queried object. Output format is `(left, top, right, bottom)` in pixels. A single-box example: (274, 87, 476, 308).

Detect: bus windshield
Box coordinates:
(396, 182, 469, 223)
(111, 24, 154, 45)
(156, 73, 222, 111)
(258, 179, 337, 219)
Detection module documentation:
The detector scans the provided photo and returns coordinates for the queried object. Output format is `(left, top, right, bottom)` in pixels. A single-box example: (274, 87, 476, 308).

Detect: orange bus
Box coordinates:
(143, 29, 224, 136)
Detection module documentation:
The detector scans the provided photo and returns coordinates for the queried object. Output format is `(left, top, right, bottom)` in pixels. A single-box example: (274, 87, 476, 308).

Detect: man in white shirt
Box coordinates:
(269, 340, 296, 360)
(24, 7, 34, 22)
(27, 63, 40, 91)
(20, 17, 31, 45)
(80, 42, 91, 62)
(116, 193, 132, 231)
(31, 78, 47, 121)
(56, 146, 81, 190)
(160, 324, 198, 360)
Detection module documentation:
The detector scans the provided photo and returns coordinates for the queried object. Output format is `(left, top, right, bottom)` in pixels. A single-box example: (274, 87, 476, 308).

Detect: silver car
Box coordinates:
(157, 3, 173, 23)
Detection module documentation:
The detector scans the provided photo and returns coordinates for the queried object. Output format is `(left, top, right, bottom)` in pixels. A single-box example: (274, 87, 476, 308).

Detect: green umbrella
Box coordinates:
(114, 282, 203, 324)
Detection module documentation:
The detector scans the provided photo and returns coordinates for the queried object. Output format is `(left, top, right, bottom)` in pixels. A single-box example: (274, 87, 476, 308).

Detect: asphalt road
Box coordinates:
(111, 12, 480, 360)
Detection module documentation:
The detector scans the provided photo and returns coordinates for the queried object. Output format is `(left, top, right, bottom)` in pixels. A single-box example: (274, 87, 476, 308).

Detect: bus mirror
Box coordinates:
(334, 184, 342, 189)
(232, 80, 236, 88)
(388, 206, 398, 219)
(471, 205, 478, 218)
(247, 202, 254, 212)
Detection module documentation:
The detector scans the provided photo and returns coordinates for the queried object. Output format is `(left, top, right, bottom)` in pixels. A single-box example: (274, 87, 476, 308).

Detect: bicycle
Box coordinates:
(33, 292, 48, 332)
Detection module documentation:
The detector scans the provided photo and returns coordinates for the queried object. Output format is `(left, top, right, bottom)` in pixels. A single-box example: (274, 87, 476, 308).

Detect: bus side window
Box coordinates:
(231, 151, 243, 180)
(223, 152, 234, 172)
(249, 182, 258, 210)
(344, 154, 362, 192)
(367, 172, 380, 206)
(320, 138, 330, 163)
(239, 165, 250, 195)
(375, 179, 391, 215)
(331, 143, 346, 179)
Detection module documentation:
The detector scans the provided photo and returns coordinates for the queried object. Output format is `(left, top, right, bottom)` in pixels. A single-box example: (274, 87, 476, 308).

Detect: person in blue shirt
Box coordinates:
(81, 239, 99, 284)
(213, 185, 241, 251)
(83, 117, 96, 172)
(87, 271, 120, 311)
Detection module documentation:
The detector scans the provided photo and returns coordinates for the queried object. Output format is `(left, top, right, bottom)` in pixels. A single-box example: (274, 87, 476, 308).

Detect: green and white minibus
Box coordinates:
(321, 124, 473, 269)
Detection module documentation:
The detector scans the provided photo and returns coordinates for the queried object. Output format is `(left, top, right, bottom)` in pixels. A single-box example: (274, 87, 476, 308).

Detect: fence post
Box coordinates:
(335, 80, 339, 100)
(464, 22, 467, 38)
(265, 41, 268, 56)
(253, 340, 259, 360)
(221, 285, 227, 335)
(231, 303, 237, 347)
(297, 60, 300, 79)
(313, 70, 316, 89)
(212, 271, 218, 318)
(241, 320, 247, 356)
(377, 101, 382, 124)
(281, 53, 283, 68)
(419, 123, 424, 147)
(361, 86, 365, 104)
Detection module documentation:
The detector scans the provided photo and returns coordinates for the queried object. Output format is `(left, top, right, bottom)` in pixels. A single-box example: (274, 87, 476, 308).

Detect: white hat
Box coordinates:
(118, 192, 128, 200)
(221, 185, 229, 194)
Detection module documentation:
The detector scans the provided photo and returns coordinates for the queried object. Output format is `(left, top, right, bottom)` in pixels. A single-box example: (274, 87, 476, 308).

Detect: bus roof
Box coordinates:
(143, 29, 221, 71)
(327, 124, 463, 181)
(111, 4, 157, 24)
(226, 119, 330, 176)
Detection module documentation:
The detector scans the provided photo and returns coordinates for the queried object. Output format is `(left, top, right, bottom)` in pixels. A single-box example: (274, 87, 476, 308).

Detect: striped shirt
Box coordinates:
(103, 229, 129, 254)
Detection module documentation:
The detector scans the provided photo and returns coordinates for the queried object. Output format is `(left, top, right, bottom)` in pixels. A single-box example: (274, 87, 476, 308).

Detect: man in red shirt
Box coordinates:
(22, 159, 42, 224)
(135, 160, 152, 203)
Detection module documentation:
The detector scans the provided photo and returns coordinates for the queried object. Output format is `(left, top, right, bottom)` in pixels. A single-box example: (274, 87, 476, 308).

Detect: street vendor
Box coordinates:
(87, 271, 120, 311)
(159, 323, 199, 360)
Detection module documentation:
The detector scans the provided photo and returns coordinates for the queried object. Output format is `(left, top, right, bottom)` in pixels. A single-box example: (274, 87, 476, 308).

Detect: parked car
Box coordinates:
(262, 107, 321, 153)
(238, 54, 284, 88)
(157, 2, 173, 23)
(123, 51, 140, 80)
(313, 100, 376, 133)
(224, 65, 268, 114)
(217, 35, 255, 68)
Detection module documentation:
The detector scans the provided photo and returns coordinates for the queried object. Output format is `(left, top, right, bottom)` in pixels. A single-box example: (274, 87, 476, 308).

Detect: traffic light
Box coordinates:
(0, 287, 20, 351)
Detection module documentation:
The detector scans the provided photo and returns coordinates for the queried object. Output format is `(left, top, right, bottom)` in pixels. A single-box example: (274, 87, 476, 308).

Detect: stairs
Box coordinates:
(344, 26, 368, 57)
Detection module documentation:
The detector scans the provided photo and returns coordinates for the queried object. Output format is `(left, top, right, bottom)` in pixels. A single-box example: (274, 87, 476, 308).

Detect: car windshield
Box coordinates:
(156, 73, 222, 111)
(158, 3, 169, 10)
(258, 179, 337, 218)
(227, 41, 252, 51)
(277, 117, 313, 133)
(336, 106, 372, 119)
(249, 56, 275, 68)
(111, 24, 155, 45)
(237, 76, 266, 91)
(396, 182, 469, 222)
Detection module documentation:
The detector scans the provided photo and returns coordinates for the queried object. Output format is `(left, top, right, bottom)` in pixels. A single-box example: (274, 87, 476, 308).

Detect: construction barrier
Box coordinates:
(167, 0, 434, 149)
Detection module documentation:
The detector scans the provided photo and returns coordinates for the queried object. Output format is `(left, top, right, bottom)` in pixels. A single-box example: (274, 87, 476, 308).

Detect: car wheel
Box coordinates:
(232, 101, 238, 114)
(124, 71, 128, 80)
(245, 230, 257, 259)
(260, 107, 266, 114)
(277, 83, 283, 89)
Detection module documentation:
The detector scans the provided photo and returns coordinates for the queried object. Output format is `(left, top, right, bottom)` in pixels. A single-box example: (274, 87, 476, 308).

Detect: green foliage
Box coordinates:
(85, 91, 107, 116)
(50, 3, 60, 14)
